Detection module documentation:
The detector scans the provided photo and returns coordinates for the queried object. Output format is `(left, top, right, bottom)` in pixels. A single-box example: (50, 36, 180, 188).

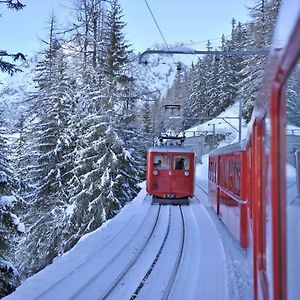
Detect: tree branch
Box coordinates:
(0, 0, 25, 10)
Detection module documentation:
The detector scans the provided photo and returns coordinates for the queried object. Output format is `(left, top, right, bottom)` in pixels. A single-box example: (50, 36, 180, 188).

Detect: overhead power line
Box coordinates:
(144, 0, 176, 64)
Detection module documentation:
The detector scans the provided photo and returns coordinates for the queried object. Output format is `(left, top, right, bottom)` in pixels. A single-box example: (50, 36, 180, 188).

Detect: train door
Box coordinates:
(171, 154, 193, 197)
(153, 153, 172, 196)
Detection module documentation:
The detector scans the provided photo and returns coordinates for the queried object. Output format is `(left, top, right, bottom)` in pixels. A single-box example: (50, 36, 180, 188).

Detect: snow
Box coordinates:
(185, 101, 248, 143)
(10, 213, 26, 233)
(65, 203, 76, 217)
(0, 260, 19, 277)
(286, 124, 300, 136)
(0, 195, 17, 206)
(149, 44, 196, 54)
(4, 160, 251, 300)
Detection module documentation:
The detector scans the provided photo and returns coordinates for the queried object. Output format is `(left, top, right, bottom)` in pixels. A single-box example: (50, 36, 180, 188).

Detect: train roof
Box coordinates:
(209, 140, 247, 156)
(148, 145, 194, 154)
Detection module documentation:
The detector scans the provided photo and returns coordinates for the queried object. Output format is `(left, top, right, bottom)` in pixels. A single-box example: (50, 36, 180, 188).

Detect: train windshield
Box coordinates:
(153, 155, 170, 170)
(174, 156, 190, 170)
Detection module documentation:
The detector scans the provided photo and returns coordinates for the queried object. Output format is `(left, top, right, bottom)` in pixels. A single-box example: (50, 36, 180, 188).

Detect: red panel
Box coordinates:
(268, 15, 300, 300)
(171, 152, 195, 198)
(216, 152, 247, 248)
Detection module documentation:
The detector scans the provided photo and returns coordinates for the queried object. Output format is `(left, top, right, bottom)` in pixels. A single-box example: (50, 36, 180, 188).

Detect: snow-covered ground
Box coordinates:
(4, 160, 252, 300)
(185, 101, 248, 145)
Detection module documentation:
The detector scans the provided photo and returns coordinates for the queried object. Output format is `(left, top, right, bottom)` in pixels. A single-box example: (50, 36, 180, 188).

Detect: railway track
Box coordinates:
(7, 188, 231, 300)
(130, 205, 186, 300)
(99, 205, 186, 300)
(30, 195, 155, 299)
(32, 202, 187, 300)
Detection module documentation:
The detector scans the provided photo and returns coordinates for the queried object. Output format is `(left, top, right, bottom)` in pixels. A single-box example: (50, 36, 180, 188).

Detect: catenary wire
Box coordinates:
(144, 0, 176, 65)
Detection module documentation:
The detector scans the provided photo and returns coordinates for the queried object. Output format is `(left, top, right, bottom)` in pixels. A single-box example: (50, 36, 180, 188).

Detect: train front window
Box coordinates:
(153, 155, 170, 170)
(174, 156, 190, 170)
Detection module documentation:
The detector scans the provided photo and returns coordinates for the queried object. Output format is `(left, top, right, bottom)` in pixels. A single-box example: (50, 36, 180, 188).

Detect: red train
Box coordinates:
(209, 2, 300, 299)
(146, 144, 195, 205)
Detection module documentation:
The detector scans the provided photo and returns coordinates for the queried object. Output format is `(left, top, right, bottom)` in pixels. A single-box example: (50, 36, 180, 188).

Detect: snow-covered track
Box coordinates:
(196, 181, 208, 195)
(100, 204, 163, 299)
(65, 203, 161, 299)
(130, 205, 186, 300)
(24, 195, 155, 300)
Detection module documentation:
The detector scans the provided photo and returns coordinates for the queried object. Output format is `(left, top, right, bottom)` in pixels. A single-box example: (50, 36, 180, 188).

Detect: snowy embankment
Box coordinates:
(185, 101, 248, 145)
(5, 161, 250, 300)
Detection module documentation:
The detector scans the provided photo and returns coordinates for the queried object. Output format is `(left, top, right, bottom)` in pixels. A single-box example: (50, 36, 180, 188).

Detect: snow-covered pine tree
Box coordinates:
(18, 15, 76, 276)
(0, 107, 24, 297)
(141, 100, 154, 146)
(63, 0, 143, 250)
(190, 42, 215, 119)
(69, 0, 107, 85)
(238, 0, 280, 121)
(181, 65, 195, 129)
(12, 113, 31, 195)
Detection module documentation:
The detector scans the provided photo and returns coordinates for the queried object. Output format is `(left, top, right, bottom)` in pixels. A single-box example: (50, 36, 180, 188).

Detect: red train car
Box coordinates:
(208, 1, 300, 299)
(209, 142, 248, 248)
(146, 146, 195, 204)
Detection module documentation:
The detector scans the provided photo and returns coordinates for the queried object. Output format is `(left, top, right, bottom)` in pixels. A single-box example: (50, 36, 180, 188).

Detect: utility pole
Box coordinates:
(212, 124, 216, 147)
(239, 98, 242, 141)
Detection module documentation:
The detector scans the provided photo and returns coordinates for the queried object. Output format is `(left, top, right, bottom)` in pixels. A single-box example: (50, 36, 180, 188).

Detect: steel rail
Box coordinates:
(130, 205, 172, 299)
(100, 204, 162, 299)
(161, 205, 186, 300)
(33, 195, 152, 300)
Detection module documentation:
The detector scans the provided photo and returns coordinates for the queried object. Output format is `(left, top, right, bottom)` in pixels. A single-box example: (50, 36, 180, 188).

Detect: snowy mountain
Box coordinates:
(0, 56, 38, 129)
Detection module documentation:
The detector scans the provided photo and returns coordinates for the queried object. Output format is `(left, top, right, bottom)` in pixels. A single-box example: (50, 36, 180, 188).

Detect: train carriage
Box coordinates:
(146, 146, 195, 205)
(208, 142, 249, 248)
(208, 1, 300, 299)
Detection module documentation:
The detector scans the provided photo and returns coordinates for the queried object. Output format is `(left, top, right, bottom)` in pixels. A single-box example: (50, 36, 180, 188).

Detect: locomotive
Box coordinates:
(146, 104, 196, 205)
(208, 1, 300, 299)
(146, 136, 195, 205)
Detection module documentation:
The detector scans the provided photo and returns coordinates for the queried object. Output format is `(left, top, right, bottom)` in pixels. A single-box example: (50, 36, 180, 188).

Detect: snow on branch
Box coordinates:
(0, 50, 26, 75)
(0, 0, 25, 10)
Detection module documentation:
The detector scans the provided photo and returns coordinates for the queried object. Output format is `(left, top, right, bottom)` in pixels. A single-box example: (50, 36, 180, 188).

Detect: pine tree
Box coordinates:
(18, 16, 76, 276)
(103, 0, 132, 98)
(0, 107, 24, 297)
(238, 0, 280, 121)
(62, 0, 143, 250)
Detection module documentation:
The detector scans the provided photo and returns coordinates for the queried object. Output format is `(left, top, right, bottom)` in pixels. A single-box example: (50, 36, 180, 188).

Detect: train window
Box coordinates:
(153, 155, 170, 170)
(220, 162, 225, 187)
(235, 162, 240, 196)
(285, 58, 300, 298)
(174, 156, 189, 170)
(214, 162, 216, 182)
(229, 161, 234, 191)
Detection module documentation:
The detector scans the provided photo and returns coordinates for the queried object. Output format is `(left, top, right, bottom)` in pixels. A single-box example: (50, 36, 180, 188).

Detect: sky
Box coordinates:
(0, 0, 253, 58)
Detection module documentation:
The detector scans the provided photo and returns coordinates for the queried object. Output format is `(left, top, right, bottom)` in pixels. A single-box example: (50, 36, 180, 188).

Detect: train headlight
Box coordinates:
(184, 171, 189, 176)
(153, 170, 158, 176)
